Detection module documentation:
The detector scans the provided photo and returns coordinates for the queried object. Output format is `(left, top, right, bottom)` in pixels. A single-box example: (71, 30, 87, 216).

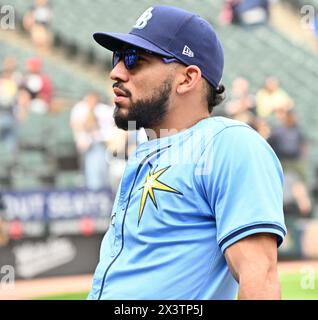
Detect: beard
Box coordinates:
(113, 78, 172, 131)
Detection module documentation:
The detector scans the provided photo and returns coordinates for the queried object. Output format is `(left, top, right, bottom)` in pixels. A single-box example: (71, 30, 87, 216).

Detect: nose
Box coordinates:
(110, 60, 129, 82)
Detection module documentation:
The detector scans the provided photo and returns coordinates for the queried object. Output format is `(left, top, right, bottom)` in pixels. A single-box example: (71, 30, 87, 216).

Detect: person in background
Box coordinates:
(268, 109, 312, 217)
(0, 56, 22, 85)
(313, 13, 318, 51)
(220, 0, 270, 27)
(256, 77, 293, 119)
(250, 116, 271, 140)
(0, 57, 21, 152)
(23, 0, 53, 53)
(13, 87, 36, 123)
(70, 92, 115, 190)
(219, 0, 241, 25)
(21, 57, 53, 112)
(0, 193, 8, 247)
(234, 0, 270, 27)
(224, 77, 256, 125)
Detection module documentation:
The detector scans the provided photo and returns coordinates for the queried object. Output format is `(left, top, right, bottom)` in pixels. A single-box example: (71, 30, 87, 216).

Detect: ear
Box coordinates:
(176, 65, 202, 95)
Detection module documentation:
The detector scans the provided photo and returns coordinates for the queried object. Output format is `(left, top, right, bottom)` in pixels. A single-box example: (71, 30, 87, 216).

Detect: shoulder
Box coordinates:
(199, 116, 277, 163)
(193, 116, 271, 167)
(198, 116, 255, 141)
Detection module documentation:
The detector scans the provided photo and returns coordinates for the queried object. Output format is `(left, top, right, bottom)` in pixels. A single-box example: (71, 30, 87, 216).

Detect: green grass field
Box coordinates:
(35, 272, 318, 300)
(280, 272, 318, 300)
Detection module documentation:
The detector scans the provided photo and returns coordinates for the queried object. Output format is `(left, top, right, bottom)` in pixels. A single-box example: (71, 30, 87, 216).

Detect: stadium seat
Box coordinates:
(55, 171, 85, 189)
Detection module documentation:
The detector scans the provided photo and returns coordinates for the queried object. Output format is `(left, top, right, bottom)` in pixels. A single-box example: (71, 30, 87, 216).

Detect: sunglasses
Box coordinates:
(112, 48, 179, 70)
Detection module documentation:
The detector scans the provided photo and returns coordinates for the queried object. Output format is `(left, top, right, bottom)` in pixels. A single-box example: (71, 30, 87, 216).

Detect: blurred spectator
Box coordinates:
(225, 77, 256, 123)
(0, 57, 19, 111)
(268, 109, 312, 216)
(314, 13, 318, 51)
(250, 116, 271, 139)
(256, 77, 293, 118)
(106, 127, 128, 193)
(14, 87, 31, 123)
(13, 87, 47, 123)
(219, 0, 240, 25)
(23, 0, 53, 53)
(0, 57, 21, 152)
(106, 127, 148, 193)
(21, 57, 53, 110)
(283, 170, 312, 218)
(1, 56, 22, 85)
(269, 110, 306, 177)
(70, 92, 115, 190)
(0, 194, 8, 246)
(220, 0, 270, 27)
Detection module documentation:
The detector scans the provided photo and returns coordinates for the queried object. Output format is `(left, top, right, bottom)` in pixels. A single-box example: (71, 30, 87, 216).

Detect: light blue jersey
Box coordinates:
(88, 116, 286, 300)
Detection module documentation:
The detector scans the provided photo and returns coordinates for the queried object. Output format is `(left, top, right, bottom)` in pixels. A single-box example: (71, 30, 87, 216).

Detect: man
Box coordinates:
(88, 5, 286, 300)
(23, 0, 53, 52)
(0, 193, 8, 246)
(268, 110, 311, 217)
(232, 0, 270, 27)
(70, 92, 115, 190)
(22, 57, 53, 106)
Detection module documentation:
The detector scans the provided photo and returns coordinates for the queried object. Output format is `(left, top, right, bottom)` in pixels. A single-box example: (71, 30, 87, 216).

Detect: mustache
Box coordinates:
(112, 82, 132, 97)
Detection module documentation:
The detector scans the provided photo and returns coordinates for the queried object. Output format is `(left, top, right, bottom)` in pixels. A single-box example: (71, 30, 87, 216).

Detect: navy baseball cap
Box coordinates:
(93, 5, 224, 88)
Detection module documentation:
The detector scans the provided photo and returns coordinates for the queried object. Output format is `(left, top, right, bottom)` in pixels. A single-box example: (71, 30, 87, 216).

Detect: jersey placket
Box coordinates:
(110, 205, 125, 257)
(110, 161, 137, 258)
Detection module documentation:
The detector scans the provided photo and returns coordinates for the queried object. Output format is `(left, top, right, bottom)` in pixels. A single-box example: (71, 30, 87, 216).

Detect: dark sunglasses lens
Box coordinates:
(124, 50, 138, 69)
(112, 49, 138, 69)
(112, 52, 121, 68)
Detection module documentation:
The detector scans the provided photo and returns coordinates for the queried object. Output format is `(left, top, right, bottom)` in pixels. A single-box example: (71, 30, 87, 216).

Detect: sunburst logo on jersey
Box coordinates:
(138, 165, 183, 225)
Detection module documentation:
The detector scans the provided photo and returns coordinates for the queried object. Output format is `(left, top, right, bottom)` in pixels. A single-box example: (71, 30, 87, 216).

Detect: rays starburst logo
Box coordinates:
(138, 165, 183, 225)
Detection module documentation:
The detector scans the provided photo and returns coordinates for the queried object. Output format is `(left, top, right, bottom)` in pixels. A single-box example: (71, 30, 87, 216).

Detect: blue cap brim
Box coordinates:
(93, 32, 174, 57)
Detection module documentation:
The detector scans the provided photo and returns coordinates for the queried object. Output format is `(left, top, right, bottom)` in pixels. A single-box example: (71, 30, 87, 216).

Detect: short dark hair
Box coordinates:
(205, 82, 226, 113)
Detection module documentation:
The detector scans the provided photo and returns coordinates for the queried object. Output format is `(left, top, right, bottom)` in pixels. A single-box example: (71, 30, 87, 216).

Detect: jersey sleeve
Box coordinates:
(200, 125, 287, 254)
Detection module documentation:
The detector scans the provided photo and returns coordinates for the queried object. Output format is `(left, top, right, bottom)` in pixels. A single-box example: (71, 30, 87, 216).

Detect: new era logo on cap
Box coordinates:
(182, 45, 194, 58)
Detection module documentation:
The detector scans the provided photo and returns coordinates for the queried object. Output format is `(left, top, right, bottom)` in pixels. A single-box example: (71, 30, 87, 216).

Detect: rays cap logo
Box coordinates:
(133, 7, 154, 29)
(93, 5, 224, 88)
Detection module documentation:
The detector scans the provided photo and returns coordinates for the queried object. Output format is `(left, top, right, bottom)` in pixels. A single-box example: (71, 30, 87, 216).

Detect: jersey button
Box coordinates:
(111, 213, 116, 225)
